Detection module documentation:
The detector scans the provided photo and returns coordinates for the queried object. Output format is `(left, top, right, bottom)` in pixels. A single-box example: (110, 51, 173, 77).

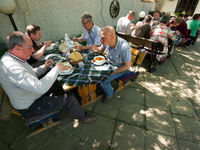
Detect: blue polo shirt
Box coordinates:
(82, 24, 101, 46)
(102, 36, 131, 68)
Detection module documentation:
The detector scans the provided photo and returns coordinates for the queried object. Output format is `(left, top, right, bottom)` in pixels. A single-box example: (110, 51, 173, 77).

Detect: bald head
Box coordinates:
(100, 26, 117, 48)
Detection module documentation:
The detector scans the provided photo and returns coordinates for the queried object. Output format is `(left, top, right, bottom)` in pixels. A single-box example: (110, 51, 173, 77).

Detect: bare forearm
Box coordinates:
(32, 45, 47, 60)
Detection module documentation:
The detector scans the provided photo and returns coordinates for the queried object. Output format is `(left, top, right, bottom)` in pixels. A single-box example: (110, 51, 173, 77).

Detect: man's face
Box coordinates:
(19, 36, 34, 61)
(30, 30, 42, 42)
(153, 12, 160, 20)
(100, 30, 112, 46)
(81, 18, 92, 31)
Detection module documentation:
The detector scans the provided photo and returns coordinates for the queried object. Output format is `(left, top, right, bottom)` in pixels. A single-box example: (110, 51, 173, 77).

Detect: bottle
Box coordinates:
(64, 33, 71, 56)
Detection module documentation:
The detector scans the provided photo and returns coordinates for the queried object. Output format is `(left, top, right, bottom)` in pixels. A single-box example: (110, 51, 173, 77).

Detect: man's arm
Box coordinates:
(111, 61, 131, 75)
(32, 40, 51, 60)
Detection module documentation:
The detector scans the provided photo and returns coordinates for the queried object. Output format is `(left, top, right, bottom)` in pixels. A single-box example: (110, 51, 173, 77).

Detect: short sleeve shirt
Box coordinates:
(116, 17, 132, 35)
(82, 24, 101, 46)
(102, 36, 131, 68)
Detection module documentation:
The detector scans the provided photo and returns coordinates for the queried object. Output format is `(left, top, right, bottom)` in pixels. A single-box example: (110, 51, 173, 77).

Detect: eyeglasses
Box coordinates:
(22, 45, 33, 49)
(82, 21, 90, 25)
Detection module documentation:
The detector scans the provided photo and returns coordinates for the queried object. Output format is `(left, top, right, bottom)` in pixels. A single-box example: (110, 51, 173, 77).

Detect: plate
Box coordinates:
(60, 63, 74, 75)
(94, 56, 105, 62)
(91, 59, 106, 65)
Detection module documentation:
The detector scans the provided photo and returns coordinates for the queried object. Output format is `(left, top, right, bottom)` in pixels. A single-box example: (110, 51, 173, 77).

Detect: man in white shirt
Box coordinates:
(116, 11, 135, 35)
(73, 12, 101, 50)
(0, 31, 96, 123)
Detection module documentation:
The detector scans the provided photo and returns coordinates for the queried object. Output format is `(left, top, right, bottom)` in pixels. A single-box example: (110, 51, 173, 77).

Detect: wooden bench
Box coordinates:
(116, 32, 164, 72)
(0, 85, 61, 138)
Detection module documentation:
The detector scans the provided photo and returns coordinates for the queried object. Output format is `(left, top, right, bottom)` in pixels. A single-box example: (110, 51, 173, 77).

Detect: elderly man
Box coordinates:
(73, 12, 101, 50)
(26, 25, 52, 67)
(92, 26, 131, 103)
(0, 31, 96, 123)
(150, 11, 161, 27)
(116, 11, 135, 35)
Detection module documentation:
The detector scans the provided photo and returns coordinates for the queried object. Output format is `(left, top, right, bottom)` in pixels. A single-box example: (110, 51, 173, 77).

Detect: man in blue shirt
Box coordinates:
(91, 26, 131, 103)
(73, 12, 101, 50)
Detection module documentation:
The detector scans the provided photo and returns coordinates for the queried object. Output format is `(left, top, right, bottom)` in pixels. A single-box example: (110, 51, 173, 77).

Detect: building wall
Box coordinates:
(0, 0, 155, 43)
(194, 1, 200, 14)
(160, 0, 178, 15)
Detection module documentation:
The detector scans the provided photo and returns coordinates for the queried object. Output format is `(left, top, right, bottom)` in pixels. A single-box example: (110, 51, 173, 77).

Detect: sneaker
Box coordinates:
(101, 95, 112, 104)
(79, 113, 96, 124)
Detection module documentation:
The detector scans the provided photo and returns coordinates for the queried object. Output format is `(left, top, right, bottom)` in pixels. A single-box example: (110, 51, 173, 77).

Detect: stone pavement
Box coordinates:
(0, 40, 200, 150)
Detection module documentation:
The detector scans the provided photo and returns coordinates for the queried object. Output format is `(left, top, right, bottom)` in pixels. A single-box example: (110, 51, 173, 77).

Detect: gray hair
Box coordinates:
(128, 11, 135, 17)
(6, 31, 25, 50)
(81, 12, 93, 22)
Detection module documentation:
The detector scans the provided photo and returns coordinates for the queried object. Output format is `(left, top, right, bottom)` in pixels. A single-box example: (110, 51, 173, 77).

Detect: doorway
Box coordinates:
(175, 0, 199, 15)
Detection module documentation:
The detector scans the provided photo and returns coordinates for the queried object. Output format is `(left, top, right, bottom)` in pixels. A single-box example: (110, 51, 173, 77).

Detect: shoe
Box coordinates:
(79, 113, 96, 124)
(101, 95, 112, 104)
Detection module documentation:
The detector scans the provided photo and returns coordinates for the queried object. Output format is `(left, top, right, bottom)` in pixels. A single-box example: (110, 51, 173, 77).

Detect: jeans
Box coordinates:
(100, 71, 127, 97)
(18, 81, 85, 119)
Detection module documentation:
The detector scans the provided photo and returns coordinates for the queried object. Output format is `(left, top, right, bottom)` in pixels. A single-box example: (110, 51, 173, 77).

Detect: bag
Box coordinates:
(130, 48, 147, 65)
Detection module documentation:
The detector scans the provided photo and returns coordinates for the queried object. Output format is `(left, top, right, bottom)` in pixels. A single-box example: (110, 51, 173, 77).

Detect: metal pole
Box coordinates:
(8, 14, 18, 31)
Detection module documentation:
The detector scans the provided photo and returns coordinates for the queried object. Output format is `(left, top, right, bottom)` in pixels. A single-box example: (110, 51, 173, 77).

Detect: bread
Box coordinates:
(59, 42, 66, 52)
(68, 52, 83, 62)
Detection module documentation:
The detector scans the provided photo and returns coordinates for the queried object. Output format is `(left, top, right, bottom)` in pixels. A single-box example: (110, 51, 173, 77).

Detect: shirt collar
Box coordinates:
(6, 52, 24, 62)
(109, 36, 119, 50)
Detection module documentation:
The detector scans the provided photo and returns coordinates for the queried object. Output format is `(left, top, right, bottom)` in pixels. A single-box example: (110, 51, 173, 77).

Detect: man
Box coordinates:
(26, 25, 52, 67)
(91, 26, 131, 103)
(150, 16, 177, 62)
(116, 11, 135, 35)
(132, 15, 152, 39)
(0, 31, 96, 123)
(73, 12, 101, 50)
(150, 11, 161, 27)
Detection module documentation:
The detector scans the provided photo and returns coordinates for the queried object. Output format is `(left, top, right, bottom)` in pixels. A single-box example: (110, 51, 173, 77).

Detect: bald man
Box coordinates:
(91, 26, 131, 103)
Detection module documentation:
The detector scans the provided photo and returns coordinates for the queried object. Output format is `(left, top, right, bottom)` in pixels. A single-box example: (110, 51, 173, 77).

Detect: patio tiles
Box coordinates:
(145, 108, 175, 136)
(0, 141, 10, 150)
(145, 130, 179, 150)
(111, 121, 145, 150)
(62, 114, 115, 149)
(118, 101, 145, 127)
(145, 90, 170, 112)
(117, 86, 145, 106)
(93, 94, 121, 119)
(170, 99, 196, 118)
(0, 115, 25, 145)
(178, 139, 200, 150)
(173, 114, 200, 143)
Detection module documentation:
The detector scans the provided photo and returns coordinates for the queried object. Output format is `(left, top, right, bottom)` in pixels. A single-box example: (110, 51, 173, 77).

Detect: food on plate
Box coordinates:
(68, 52, 83, 62)
(94, 56, 105, 61)
(64, 64, 71, 70)
(59, 42, 66, 52)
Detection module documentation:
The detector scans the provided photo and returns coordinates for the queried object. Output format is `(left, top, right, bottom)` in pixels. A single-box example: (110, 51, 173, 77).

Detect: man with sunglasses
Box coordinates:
(0, 31, 96, 123)
(73, 12, 101, 50)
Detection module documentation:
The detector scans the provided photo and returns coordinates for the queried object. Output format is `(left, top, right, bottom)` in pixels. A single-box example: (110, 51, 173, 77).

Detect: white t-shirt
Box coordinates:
(116, 17, 132, 35)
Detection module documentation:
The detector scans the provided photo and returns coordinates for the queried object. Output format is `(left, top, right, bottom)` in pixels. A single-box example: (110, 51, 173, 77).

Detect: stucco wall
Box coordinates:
(0, 0, 155, 42)
(194, 1, 200, 14)
(160, 0, 178, 15)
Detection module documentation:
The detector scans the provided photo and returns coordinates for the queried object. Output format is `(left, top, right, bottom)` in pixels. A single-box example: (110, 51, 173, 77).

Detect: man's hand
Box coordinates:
(73, 44, 81, 50)
(56, 62, 65, 71)
(45, 59, 53, 68)
(72, 37, 78, 42)
(44, 40, 52, 48)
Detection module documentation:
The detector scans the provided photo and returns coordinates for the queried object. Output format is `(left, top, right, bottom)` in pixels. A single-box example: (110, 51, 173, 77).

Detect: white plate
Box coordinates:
(60, 63, 74, 75)
(91, 59, 106, 65)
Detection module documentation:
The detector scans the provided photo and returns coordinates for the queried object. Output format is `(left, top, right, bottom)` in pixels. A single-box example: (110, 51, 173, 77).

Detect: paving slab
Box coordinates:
(145, 90, 170, 112)
(111, 121, 145, 150)
(145, 130, 179, 150)
(146, 108, 175, 136)
(117, 86, 145, 106)
(118, 101, 145, 127)
(173, 114, 200, 143)
(93, 95, 121, 118)
(0, 115, 25, 145)
(178, 139, 200, 150)
(170, 99, 196, 118)
(62, 114, 115, 148)
(0, 140, 10, 150)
